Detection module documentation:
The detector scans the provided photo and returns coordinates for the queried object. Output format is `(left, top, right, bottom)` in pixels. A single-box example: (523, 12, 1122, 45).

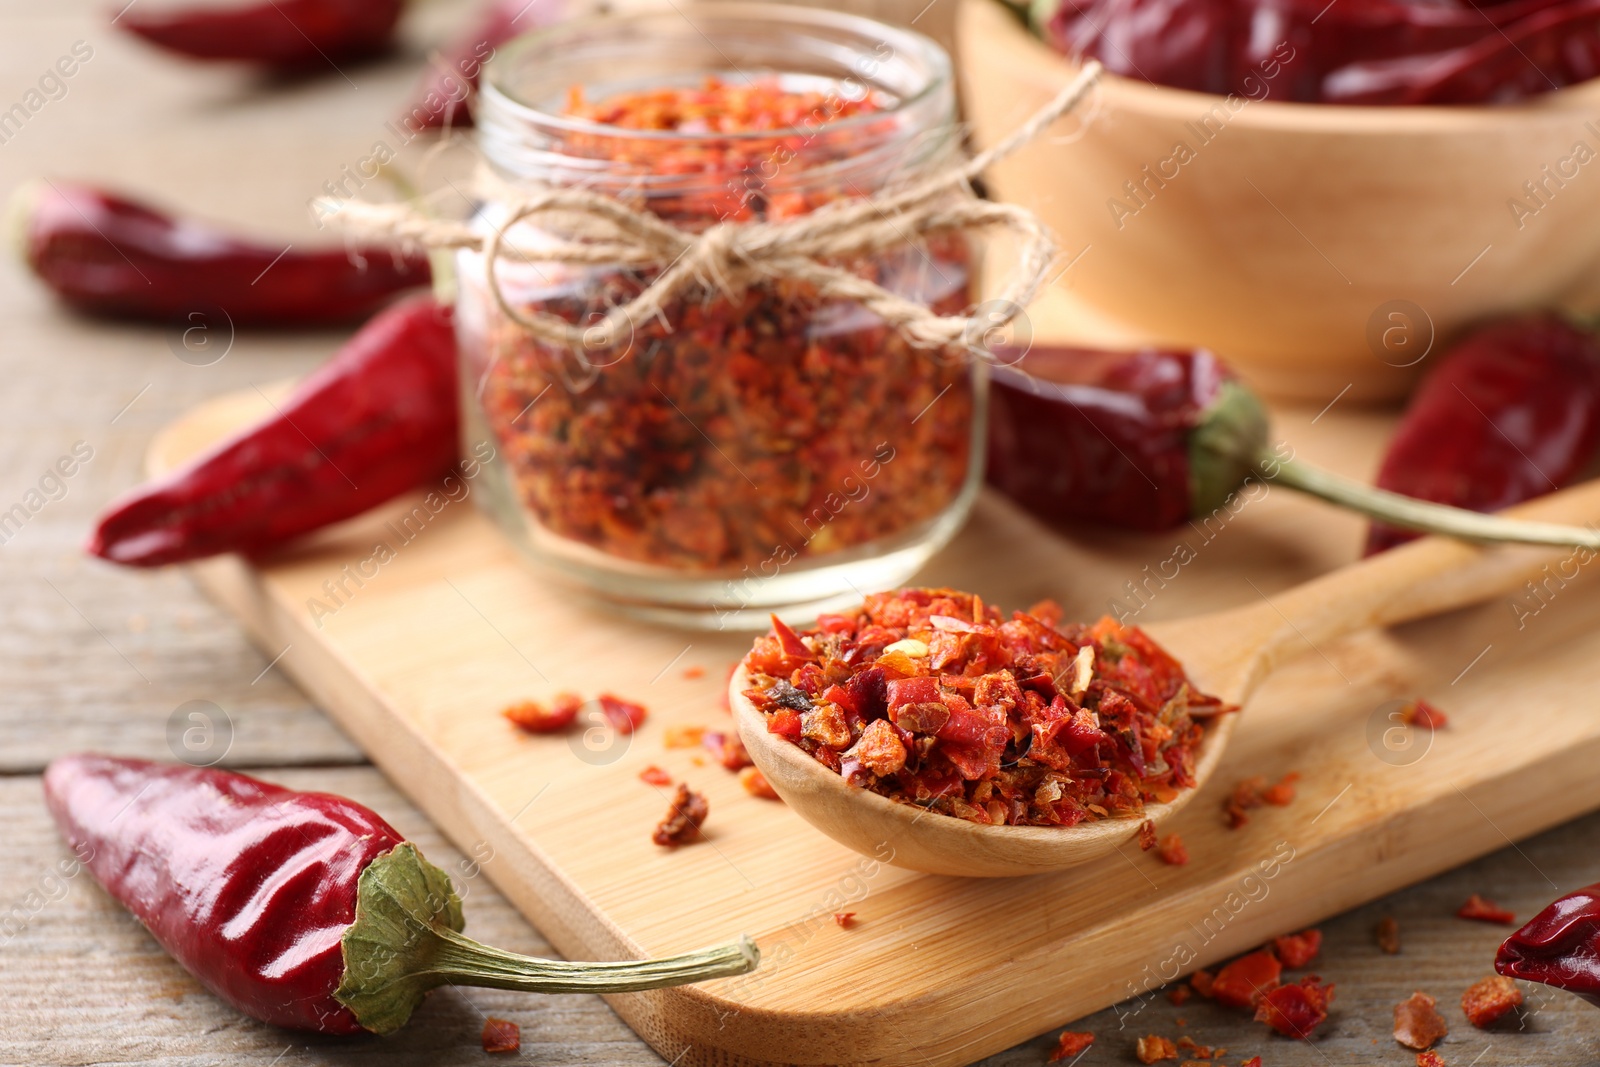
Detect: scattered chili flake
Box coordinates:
(1401, 699, 1449, 730)
(1175, 1036, 1212, 1057)
(740, 589, 1228, 826)
(1393, 991, 1448, 1049)
(638, 765, 673, 787)
(703, 730, 753, 771)
(1261, 772, 1300, 807)
(598, 693, 648, 735)
(682, 665, 706, 680)
(1240, 1060, 1262, 1067)
(1417, 1052, 1447, 1067)
(1136, 1034, 1178, 1063)
(1189, 970, 1216, 999)
(833, 911, 857, 929)
(1139, 819, 1159, 851)
(1457, 894, 1516, 925)
(663, 725, 706, 749)
(1028, 598, 1064, 626)
(1255, 976, 1333, 1039)
(1167, 983, 1193, 1006)
(1225, 776, 1265, 828)
(481, 1017, 520, 1053)
(1272, 929, 1323, 969)
(1461, 975, 1522, 1028)
(1047, 1030, 1095, 1062)
(1178, 1061, 1209, 1067)
(651, 784, 708, 847)
(1377, 915, 1402, 954)
(1211, 950, 1283, 1009)
(1157, 832, 1190, 866)
(738, 766, 780, 801)
(502, 692, 583, 733)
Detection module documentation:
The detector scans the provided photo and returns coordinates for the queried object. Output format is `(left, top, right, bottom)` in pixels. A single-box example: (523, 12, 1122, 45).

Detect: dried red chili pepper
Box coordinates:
(1033, 0, 1600, 104)
(741, 588, 1228, 827)
(652, 784, 709, 847)
(1049, 1030, 1095, 1061)
(1394, 991, 1449, 1049)
(88, 296, 458, 567)
(1255, 975, 1333, 1039)
(1273, 929, 1322, 969)
(117, 0, 402, 68)
(1461, 975, 1523, 1028)
(988, 345, 1600, 552)
(503, 692, 582, 733)
(43, 755, 757, 1034)
(403, 0, 564, 130)
(1496, 880, 1600, 1005)
(1367, 315, 1600, 554)
(15, 180, 429, 326)
(1211, 950, 1282, 1009)
(1459, 894, 1517, 925)
(481, 1017, 520, 1053)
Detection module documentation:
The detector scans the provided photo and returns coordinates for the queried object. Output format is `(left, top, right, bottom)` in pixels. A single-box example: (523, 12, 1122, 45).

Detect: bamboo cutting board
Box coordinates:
(149, 388, 1600, 1067)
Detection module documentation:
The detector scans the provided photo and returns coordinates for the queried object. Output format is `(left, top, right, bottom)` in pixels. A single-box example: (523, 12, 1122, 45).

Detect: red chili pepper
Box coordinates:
(403, 0, 565, 130)
(14, 180, 429, 326)
(1255, 975, 1334, 1038)
(87, 295, 458, 567)
(1496, 881, 1600, 1004)
(1034, 0, 1600, 104)
(1366, 315, 1600, 555)
(987, 344, 1600, 552)
(116, 0, 403, 68)
(1210, 949, 1282, 1008)
(44, 755, 757, 1034)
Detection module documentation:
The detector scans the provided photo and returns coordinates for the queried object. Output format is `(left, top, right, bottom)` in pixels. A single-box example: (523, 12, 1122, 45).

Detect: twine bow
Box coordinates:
(324, 62, 1102, 356)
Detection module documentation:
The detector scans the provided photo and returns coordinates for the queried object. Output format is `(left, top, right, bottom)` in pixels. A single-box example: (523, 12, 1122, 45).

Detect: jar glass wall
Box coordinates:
(456, 3, 985, 628)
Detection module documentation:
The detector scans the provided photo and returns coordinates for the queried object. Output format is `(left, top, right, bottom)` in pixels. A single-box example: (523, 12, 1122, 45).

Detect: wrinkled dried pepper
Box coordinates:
(117, 0, 403, 68)
(1496, 880, 1600, 1004)
(44, 754, 757, 1034)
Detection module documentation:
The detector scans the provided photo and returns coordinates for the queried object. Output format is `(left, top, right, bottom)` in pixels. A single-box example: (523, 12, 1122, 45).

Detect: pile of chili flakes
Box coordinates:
(740, 588, 1230, 826)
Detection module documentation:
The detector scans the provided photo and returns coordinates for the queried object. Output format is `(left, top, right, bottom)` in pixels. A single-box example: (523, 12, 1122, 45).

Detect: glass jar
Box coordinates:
(456, 2, 985, 629)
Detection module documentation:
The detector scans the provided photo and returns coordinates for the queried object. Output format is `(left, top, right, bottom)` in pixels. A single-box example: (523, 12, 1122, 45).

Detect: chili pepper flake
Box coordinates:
(481, 1016, 520, 1053)
(1166, 983, 1193, 1006)
(1240, 1059, 1262, 1067)
(664, 725, 706, 749)
(683, 665, 706, 680)
(1174, 1036, 1212, 1058)
(1417, 1052, 1447, 1067)
(1136, 1034, 1178, 1063)
(1272, 929, 1322, 969)
(1189, 970, 1216, 999)
(1393, 991, 1448, 1049)
(1254, 976, 1333, 1039)
(703, 731, 753, 770)
(1157, 832, 1190, 866)
(651, 784, 708, 847)
(1260, 772, 1299, 807)
(599, 694, 648, 735)
(738, 766, 780, 801)
(1047, 1030, 1095, 1061)
(639, 765, 673, 787)
(1458, 894, 1516, 925)
(832, 911, 857, 929)
(503, 692, 583, 733)
(740, 589, 1227, 826)
(1401, 699, 1449, 730)
(1461, 975, 1522, 1028)
(1138, 819, 1159, 851)
(1377, 915, 1402, 954)
(1211, 950, 1282, 1009)
(1225, 772, 1298, 826)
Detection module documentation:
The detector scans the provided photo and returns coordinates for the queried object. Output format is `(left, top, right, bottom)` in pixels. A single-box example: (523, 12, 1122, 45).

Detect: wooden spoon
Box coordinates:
(732, 479, 1600, 877)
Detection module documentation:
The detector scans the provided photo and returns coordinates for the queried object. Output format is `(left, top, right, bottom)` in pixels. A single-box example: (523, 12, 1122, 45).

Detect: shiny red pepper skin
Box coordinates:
(986, 346, 1232, 531)
(1496, 881, 1600, 1005)
(1366, 315, 1600, 555)
(117, 0, 403, 68)
(1037, 0, 1600, 104)
(88, 295, 459, 566)
(403, 0, 565, 130)
(19, 180, 430, 326)
(44, 754, 405, 1034)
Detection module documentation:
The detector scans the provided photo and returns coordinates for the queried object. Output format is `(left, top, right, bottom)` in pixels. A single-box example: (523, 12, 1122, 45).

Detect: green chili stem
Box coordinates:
(1264, 452, 1600, 550)
(426, 929, 759, 994)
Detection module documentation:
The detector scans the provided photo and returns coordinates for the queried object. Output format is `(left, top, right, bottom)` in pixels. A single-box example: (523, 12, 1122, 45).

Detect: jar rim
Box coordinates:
(478, 1, 953, 146)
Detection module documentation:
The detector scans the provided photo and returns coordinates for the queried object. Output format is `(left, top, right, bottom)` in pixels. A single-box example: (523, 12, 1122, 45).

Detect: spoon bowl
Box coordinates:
(732, 479, 1600, 877)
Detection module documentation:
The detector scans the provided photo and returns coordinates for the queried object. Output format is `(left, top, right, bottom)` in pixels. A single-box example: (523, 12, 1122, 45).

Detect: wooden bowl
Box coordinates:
(959, 0, 1600, 402)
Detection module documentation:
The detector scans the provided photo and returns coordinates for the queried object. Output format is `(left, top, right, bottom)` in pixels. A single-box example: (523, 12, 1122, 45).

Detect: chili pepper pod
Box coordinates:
(1495, 881, 1600, 1005)
(115, 0, 403, 68)
(87, 294, 459, 567)
(987, 344, 1600, 552)
(44, 754, 759, 1035)
(12, 180, 430, 326)
(403, 0, 563, 130)
(1366, 314, 1600, 555)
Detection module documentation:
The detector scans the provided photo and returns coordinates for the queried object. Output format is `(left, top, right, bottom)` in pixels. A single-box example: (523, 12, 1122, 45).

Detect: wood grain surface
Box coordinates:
(6, 3, 1600, 1066)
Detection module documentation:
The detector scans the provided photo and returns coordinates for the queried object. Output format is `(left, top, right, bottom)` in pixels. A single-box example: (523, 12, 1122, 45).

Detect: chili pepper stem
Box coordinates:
(1261, 450, 1600, 550)
(335, 843, 758, 1034)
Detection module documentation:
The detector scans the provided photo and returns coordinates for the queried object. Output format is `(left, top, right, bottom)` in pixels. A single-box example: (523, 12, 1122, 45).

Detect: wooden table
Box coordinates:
(5, 4, 1600, 1064)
